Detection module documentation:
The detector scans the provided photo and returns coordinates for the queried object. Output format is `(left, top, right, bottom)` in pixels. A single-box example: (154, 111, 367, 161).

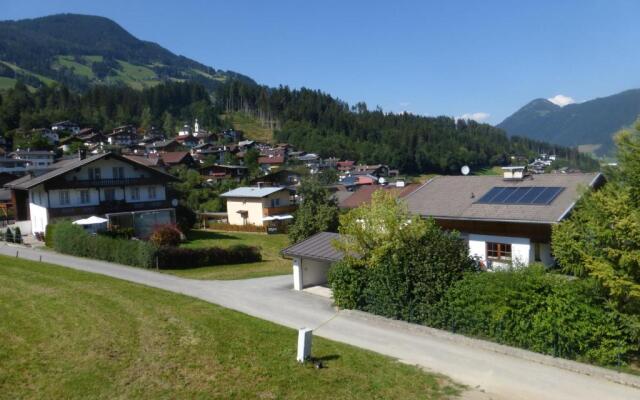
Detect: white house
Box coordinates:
(282, 168, 603, 290)
(4, 152, 179, 237)
(220, 186, 296, 226)
(51, 120, 81, 135)
(404, 168, 603, 268)
(10, 150, 55, 173)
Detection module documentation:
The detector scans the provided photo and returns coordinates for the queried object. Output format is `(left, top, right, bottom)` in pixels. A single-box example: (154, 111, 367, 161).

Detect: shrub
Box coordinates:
(430, 266, 639, 365)
(149, 225, 182, 247)
(156, 244, 261, 269)
(13, 227, 22, 244)
(50, 222, 156, 268)
(176, 204, 197, 233)
(328, 260, 367, 309)
(208, 222, 268, 233)
(4, 227, 12, 243)
(45, 223, 54, 247)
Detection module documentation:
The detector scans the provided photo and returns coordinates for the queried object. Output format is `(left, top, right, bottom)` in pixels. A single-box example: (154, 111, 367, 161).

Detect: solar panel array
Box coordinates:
(476, 186, 564, 205)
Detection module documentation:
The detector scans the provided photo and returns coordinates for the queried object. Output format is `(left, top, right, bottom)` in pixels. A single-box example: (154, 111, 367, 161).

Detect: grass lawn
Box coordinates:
(221, 112, 275, 143)
(163, 230, 292, 280)
(0, 256, 461, 399)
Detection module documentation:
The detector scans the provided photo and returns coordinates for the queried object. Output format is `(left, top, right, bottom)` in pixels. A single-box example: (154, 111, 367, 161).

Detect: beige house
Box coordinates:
(220, 186, 296, 226)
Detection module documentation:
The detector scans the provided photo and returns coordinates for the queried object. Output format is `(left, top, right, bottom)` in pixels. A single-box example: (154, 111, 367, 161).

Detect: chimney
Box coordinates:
(257, 182, 264, 189)
(78, 149, 86, 160)
(502, 166, 526, 181)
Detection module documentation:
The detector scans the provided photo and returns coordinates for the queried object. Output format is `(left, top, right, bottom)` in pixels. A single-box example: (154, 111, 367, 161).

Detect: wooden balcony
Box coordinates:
(45, 177, 164, 190)
(263, 204, 297, 216)
(48, 200, 172, 218)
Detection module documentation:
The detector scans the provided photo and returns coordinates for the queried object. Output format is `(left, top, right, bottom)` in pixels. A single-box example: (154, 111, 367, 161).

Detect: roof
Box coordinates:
(340, 184, 419, 209)
(220, 186, 287, 198)
(258, 154, 285, 164)
(281, 232, 344, 262)
(123, 154, 164, 167)
(159, 152, 192, 164)
(404, 173, 603, 224)
(4, 152, 178, 190)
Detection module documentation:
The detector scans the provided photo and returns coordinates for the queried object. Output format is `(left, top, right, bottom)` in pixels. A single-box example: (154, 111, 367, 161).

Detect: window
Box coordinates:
(486, 242, 512, 260)
(88, 167, 101, 180)
(534, 242, 541, 262)
(148, 186, 157, 199)
(59, 190, 70, 205)
(270, 198, 280, 207)
(104, 188, 116, 202)
(80, 190, 90, 204)
(131, 187, 140, 201)
(113, 166, 125, 179)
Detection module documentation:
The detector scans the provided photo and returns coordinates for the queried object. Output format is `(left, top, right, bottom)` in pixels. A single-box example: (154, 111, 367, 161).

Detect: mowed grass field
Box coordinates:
(164, 230, 292, 280)
(0, 256, 461, 399)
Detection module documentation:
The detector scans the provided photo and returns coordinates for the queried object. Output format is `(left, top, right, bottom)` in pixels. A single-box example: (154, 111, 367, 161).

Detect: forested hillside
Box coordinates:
(216, 81, 599, 174)
(0, 14, 254, 91)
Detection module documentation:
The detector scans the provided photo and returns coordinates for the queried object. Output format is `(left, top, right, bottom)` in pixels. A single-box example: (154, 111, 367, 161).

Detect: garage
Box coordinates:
(281, 232, 343, 290)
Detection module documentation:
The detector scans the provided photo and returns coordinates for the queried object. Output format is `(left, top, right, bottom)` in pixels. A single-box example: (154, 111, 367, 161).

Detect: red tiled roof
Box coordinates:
(339, 184, 419, 209)
(258, 154, 285, 164)
(160, 151, 191, 164)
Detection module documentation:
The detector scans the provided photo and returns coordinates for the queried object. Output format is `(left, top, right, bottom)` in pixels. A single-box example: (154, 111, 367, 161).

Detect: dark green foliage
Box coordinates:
(288, 177, 339, 244)
(50, 222, 156, 268)
(44, 224, 54, 247)
(13, 227, 22, 244)
(0, 80, 220, 135)
(4, 227, 12, 243)
(329, 219, 474, 323)
(431, 267, 639, 365)
(156, 245, 261, 269)
(175, 204, 197, 233)
(218, 81, 598, 174)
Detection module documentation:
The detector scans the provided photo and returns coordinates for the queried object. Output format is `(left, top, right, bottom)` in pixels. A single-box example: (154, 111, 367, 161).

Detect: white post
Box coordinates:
(297, 328, 313, 362)
(292, 257, 303, 291)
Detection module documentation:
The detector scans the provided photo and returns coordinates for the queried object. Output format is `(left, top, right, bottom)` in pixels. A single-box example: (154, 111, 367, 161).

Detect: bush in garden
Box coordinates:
(50, 222, 156, 268)
(175, 204, 197, 233)
(149, 224, 182, 247)
(156, 244, 261, 269)
(45, 224, 54, 247)
(430, 266, 639, 365)
(13, 227, 22, 244)
(4, 227, 12, 243)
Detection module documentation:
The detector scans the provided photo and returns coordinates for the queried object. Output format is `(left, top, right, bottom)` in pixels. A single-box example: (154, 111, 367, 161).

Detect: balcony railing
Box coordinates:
(263, 204, 297, 216)
(48, 200, 172, 218)
(47, 177, 162, 189)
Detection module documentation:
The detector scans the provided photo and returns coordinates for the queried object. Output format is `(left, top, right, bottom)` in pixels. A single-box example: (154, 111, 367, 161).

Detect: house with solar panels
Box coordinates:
(404, 166, 604, 268)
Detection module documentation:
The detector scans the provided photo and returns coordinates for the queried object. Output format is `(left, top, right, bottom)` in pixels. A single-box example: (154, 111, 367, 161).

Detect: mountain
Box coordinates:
(0, 14, 254, 91)
(498, 89, 640, 155)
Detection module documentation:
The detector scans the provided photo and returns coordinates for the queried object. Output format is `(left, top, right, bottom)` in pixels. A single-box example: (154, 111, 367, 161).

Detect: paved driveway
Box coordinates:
(2, 244, 639, 400)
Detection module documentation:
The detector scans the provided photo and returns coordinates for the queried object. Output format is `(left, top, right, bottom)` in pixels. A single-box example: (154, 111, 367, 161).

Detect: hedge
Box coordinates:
(155, 245, 261, 269)
(50, 221, 157, 268)
(48, 222, 262, 270)
(429, 266, 639, 366)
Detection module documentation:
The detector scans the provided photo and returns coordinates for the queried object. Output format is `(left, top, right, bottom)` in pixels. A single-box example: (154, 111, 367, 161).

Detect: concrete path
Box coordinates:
(2, 244, 639, 400)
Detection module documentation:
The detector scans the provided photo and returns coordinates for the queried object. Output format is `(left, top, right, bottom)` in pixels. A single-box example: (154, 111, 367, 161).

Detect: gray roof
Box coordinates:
(220, 186, 287, 198)
(281, 232, 344, 262)
(4, 152, 178, 190)
(404, 173, 603, 224)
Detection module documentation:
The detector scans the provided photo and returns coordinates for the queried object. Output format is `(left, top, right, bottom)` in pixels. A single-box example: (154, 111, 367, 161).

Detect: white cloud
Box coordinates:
(547, 94, 575, 107)
(457, 112, 490, 122)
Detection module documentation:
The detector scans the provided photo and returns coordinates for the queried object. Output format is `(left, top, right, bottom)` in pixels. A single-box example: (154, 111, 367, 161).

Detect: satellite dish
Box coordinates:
(171, 199, 179, 207)
(461, 165, 470, 176)
(379, 177, 386, 185)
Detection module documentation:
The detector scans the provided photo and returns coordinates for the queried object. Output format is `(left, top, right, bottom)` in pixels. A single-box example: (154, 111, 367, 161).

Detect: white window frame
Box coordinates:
(148, 186, 157, 200)
(80, 190, 90, 204)
(59, 190, 70, 206)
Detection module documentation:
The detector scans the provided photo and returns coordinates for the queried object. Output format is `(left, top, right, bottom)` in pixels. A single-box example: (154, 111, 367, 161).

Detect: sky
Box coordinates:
(3, 0, 640, 124)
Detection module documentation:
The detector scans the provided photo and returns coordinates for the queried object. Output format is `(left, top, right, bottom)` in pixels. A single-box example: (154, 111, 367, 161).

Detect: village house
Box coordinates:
(250, 169, 301, 187)
(403, 167, 603, 268)
(107, 125, 138, 147)
(200, 164, 248, 183)
(10, 150, 56, 173)
(220, 186, 296, 227)
(283, 167, 603, 290)
(3, 152, 179, 237)
(158, 151, 196, 168)
(51, 120, 81, 135)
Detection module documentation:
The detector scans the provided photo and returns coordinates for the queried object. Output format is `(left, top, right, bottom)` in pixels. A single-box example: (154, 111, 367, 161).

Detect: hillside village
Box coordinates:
(2, 9, 640, 400)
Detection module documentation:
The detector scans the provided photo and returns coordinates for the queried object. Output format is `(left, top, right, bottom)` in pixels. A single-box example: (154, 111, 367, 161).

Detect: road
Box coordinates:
(2, 244, 639, 400)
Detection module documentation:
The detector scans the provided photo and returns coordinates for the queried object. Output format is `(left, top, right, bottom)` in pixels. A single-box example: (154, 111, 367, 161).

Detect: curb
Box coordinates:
(341, 309, 640, 390)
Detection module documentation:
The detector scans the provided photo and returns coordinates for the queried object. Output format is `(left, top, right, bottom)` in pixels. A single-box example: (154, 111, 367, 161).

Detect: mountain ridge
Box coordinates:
(0, 13, 254, 91)
(498, 89, 640, 155)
